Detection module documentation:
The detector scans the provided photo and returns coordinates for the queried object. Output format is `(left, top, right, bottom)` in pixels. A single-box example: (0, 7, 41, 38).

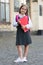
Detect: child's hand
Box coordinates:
(21, 25, 26, 30)
(18, 19, 20, 23)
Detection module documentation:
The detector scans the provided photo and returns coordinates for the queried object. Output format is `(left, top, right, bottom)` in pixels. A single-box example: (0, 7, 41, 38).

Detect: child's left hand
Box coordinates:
(21, 25, 26, 30)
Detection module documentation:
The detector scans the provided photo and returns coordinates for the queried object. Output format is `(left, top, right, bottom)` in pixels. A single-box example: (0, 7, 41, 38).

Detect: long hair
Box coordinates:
(19, 4, 28, 16)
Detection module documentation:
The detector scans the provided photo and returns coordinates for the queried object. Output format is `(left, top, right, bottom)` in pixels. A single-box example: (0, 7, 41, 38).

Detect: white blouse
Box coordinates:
(19, 14, 32, 28)
(13, 14, 32, 28)
(25, 17, 32, 28)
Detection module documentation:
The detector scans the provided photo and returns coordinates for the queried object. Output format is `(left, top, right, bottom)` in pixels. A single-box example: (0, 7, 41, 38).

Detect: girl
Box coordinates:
(14, 4, 32, 63)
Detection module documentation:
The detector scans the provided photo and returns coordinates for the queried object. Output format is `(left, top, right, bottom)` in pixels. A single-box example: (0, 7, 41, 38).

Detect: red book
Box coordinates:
(19, 16, 29, 32)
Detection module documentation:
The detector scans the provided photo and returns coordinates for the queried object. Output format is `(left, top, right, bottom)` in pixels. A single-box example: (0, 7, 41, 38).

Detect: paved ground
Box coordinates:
(0, 31, 43, 65)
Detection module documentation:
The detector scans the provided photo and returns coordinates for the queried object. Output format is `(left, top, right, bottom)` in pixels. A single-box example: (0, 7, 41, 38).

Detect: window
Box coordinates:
(42, 6, 43, 16)
(1, 0, 5, 2)
(1, 0, 9, 3)
(32, 0, 38, 2)
(14, 0, 20, 12)
(26, 0, 30, 15)
(5, 0, 9, 3)
(0, 0, 10, 23)
(39, 5, 42, 16)
(1, 3, 5, 21)
(6, 4, 10, 22)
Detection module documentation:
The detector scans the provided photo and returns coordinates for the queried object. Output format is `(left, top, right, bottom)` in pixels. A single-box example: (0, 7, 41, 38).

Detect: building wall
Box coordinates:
(38, 0, 43, 30)
(0, 0, 43, 31)
(31, 0, 43, 31)
(31, 2, 38, 31)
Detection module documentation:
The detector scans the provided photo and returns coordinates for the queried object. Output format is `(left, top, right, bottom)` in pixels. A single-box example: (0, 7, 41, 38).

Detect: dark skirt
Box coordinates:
(16, 25, 32, 46)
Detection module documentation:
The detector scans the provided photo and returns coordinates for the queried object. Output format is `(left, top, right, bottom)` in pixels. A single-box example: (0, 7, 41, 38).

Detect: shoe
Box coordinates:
(14, 57, 24, 63)
(23, 57, 27, 62)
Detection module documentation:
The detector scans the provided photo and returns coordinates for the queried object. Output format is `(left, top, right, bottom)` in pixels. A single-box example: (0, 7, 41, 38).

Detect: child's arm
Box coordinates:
(25, 17, 32, 29)
(12, 16, 18, 27)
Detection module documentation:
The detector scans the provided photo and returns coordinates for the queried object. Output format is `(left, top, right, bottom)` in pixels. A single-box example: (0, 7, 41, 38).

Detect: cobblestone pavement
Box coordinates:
(0, 32, 43, 65)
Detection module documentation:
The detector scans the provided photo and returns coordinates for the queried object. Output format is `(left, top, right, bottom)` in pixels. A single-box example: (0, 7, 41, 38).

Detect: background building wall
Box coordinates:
(31, 0, 43, 31)
(30, 0, 38, 31)
(9, 0, 14, 30)
(38, 0, 43, 30)
(0, 0, 43, 32)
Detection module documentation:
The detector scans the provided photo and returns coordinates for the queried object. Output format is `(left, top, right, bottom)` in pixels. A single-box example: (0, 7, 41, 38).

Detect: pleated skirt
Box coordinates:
(16, 26, 32, 46)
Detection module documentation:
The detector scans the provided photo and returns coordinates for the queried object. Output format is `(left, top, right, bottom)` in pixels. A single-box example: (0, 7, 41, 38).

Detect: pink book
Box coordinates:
(19, 16, 29, 32)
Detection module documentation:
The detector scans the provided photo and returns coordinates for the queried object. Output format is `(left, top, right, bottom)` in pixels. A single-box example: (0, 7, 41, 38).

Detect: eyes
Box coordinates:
(21, 7, 27, 11)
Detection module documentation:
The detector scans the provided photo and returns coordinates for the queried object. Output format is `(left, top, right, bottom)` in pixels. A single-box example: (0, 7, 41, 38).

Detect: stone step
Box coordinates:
(0, 24, 17, 31)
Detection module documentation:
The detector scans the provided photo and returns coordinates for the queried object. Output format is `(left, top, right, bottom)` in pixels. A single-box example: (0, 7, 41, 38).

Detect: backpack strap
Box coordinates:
(15, 15, 20, 22)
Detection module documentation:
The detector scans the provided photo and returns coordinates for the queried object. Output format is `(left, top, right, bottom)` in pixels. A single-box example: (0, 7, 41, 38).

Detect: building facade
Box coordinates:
(31, 0, 43, 34)
(0, 0, 43, 34)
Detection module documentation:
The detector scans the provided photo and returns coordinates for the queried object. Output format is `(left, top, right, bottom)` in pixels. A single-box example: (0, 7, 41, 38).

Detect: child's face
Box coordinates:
(20, 6, 27, 15)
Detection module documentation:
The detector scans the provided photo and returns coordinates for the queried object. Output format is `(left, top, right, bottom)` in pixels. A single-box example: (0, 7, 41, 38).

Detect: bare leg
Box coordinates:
(17, 45, 23, 59)
(24, 45, 29, 58)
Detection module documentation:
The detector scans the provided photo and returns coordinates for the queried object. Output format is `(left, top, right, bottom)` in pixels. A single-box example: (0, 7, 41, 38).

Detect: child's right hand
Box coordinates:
(21, 25, 26, 30)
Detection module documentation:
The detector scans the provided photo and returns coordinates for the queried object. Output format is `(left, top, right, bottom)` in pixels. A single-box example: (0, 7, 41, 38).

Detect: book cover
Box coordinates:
(19, 16, 29, 32)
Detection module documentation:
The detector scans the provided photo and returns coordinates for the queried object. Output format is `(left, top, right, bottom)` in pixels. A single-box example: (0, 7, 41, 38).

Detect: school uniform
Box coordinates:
(15, 14, 32, 46)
